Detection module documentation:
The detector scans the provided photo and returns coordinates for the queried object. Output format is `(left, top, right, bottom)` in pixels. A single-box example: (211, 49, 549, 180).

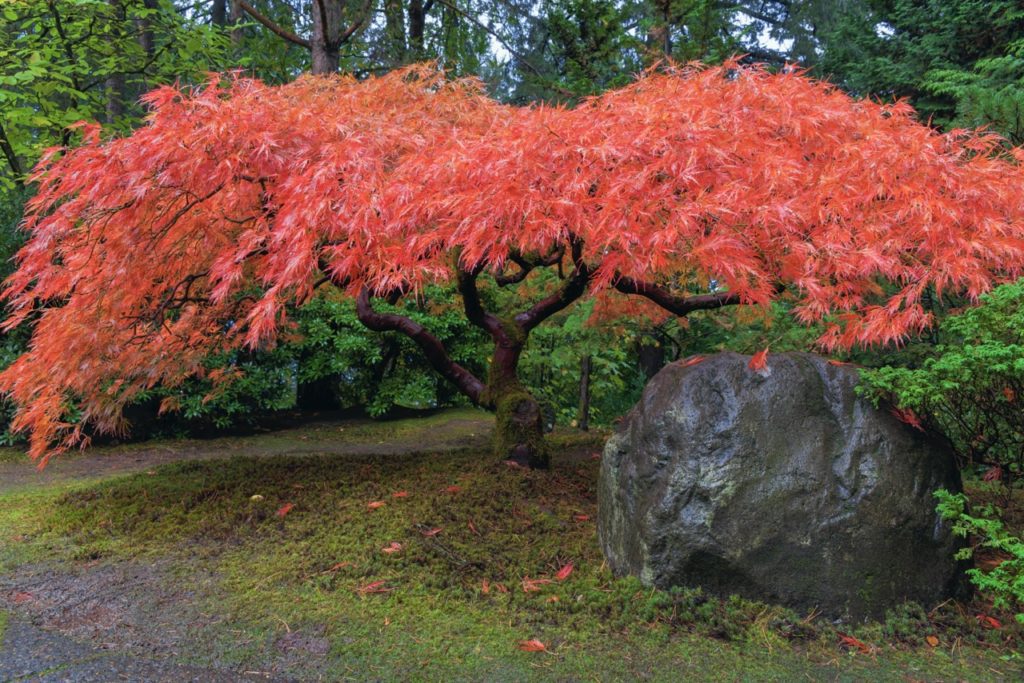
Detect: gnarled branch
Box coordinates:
(456, 265, 506, 340)
(514, 238, 591, 332)
(614, 275, 742, 315)
(355, 287, 486, 405)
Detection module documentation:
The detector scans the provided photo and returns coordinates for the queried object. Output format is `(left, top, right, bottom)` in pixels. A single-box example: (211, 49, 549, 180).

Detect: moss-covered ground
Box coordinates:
(0, 410, 1020, 680)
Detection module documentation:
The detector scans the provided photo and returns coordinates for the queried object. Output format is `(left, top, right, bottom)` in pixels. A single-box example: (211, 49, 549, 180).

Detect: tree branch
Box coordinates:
(494, 246, 564, 285)
(456, 265, 506, 340)
(0, 119, 23, 183)
(514, 238, 591, 332)
(336, 0, 372, 47)
(355, 287, 486, 405)
(237, 0, 311, 48)
(614, 275, 742, 315)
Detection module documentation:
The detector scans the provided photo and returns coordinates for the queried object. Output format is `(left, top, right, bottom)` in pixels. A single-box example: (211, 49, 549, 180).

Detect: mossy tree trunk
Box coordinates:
(486, 340, 548, 468)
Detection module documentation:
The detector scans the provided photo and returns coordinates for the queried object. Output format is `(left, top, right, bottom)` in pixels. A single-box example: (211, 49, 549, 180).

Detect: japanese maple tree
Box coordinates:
(5, 62, 1024, 468)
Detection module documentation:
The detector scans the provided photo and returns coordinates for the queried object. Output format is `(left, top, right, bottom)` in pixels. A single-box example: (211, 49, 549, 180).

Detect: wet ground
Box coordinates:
(0, 411, 494, 682)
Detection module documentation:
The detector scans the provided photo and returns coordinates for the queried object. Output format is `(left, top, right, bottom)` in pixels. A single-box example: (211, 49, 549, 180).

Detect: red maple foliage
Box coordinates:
(5, 62, 1024, 465)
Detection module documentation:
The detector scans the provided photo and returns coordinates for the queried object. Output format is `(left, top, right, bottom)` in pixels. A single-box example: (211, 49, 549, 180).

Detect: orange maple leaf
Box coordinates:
(356, 580, 392, 595)
(521, 577, 552, 593)
(836, 632, 871, 653)
(518, 639, 547, 652)
(748, 348, 769, 372)
(976, 614, 1002, 629)
(891, 407, 924, 431)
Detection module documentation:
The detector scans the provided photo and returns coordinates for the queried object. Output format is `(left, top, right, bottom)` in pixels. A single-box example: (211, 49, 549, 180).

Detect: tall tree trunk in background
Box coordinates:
(578, 355, 591, 431)
(105, 0, 126, 123)
(230, 0, 243, 44)
(212, 0, 228, 26)
(137, 0, 158, 55)
(311, 0, 344, 74)
(408, 0, 428, 58)
(646, 0, 671, 59)
(385, 0, 407, 65)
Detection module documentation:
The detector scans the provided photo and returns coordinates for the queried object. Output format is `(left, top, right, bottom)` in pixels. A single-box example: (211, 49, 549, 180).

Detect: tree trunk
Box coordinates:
(487, 341, 548, 469)
(311, 0, 343, 74)
(230, 0, 243, 43)
(105, 0, 126, 123)
(578, 354, 591, 431)
(212, 0, 228, 26)
(384, 0, 407, 65)
(408, 0, 426, 58)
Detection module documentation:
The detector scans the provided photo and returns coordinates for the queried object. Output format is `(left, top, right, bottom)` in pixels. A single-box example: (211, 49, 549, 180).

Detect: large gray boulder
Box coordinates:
(598, 352, 964, 620)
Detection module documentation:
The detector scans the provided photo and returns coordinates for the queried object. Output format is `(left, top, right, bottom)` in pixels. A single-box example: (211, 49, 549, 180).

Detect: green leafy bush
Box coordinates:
(859, 280, 1024, 482)
(935, 489, 1024, 624)
(289, 289, 490, 417)
(519, 299, 646, 427)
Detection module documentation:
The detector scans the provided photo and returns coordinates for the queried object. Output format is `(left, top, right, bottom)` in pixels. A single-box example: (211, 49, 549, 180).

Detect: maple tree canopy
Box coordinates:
(4, 61, 1024, 464)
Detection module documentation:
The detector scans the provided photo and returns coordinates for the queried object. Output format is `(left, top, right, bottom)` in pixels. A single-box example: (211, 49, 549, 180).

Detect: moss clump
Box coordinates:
(492, 387, 549, 468)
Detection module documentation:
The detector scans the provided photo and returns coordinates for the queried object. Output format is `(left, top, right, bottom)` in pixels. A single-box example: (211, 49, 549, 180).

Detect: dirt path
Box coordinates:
(0, 410, 496, 681)
(0, 411, 495, 495)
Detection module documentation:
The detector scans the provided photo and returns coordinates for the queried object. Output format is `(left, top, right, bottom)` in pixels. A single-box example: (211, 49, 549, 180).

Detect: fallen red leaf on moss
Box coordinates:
(976, 614, 1002, 629)
(522, 577, 552, 593)
(367, 500, 386, 510)
(573, 514, 590, 522)
(276, 503, 294, 518)
(444, 485, 462, 493)
(518, 639, 547, 652)
(381, 542, 402, 554)
(836, 631, 871, 653)
(391, 491, 409, 498)
(555, 563, 574, 581)
(421, 527, 443, 537)
(356, 580, 392, 594)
